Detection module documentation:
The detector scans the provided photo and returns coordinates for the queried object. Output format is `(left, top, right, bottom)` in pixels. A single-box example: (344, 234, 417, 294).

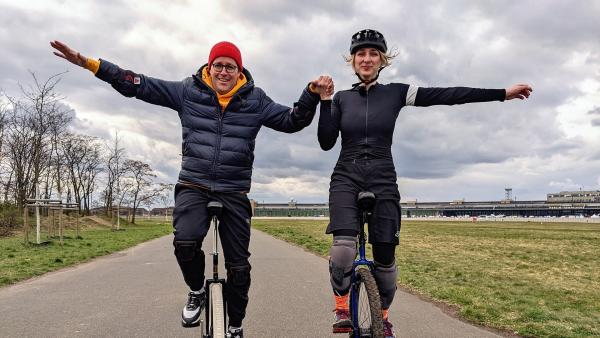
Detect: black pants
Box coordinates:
(327, 159, 401, 244)
(172, 183, 252, 327)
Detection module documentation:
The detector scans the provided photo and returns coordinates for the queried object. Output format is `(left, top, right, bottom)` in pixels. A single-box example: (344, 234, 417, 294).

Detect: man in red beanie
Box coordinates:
(51, 40, 333, 338)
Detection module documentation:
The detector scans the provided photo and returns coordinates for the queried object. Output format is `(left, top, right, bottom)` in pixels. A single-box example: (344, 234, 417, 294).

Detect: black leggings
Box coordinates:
(332, 230, 395, 265)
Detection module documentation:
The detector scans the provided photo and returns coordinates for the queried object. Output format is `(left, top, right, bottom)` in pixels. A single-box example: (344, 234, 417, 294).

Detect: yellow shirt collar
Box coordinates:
(202, 67, 247, 111)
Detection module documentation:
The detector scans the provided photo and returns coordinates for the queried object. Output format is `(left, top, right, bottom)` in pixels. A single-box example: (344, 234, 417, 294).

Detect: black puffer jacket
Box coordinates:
(96, 60, 320, 192)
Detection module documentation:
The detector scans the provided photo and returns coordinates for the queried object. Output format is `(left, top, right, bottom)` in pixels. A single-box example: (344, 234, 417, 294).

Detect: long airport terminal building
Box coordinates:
(251, 190, 600, 218)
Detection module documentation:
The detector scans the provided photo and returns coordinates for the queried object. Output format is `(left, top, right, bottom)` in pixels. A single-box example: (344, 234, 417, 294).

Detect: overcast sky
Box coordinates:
(1, 0, 599, 203)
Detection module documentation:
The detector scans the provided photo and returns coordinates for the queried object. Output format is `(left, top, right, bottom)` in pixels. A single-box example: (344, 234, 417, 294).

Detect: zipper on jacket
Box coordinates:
(209, 93, 242, 191)
(365, 88, 369, 151)
(210, 102, 224, 191)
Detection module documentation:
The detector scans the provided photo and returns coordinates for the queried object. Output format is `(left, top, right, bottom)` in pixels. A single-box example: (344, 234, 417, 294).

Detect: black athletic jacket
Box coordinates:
(318, 83, 505, 161)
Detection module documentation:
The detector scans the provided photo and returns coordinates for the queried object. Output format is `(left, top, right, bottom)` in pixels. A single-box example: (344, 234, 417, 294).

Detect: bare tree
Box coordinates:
(0, 97, 7, 164)
(114, 179, 133, 230)
(0, 73, 71, 209)
(61, 133, 104, 214)
(123, 159, 160, 224)
(80, 140, 103, 215)
(2, 96, 37, 208)
(61, 134, 86, 210)
(157, 183, 175, 221)
(103, 131, 126, 219)
(19, 72, 68, 200)
(47, 104, 73, 202)
(0, 98, 9, 200)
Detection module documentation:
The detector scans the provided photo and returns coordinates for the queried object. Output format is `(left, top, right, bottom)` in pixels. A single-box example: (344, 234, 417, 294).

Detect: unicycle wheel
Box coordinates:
(349, 268, 384, 338)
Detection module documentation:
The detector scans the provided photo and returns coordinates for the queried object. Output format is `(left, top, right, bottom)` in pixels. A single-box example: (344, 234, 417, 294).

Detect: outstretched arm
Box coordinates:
(405, 83, 532, 107)
(50, 40, 183, 111)
(260, 75, 333, 133)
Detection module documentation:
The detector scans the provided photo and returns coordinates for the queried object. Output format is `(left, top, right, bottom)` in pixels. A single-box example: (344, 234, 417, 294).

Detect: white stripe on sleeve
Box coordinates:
(406, 85, 419, 106)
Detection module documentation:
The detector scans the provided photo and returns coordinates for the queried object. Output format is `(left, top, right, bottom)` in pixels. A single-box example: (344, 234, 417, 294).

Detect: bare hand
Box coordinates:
(505, 83, 533, 100)
(310, 75, 334, 100)
(50, 40, 88, 67)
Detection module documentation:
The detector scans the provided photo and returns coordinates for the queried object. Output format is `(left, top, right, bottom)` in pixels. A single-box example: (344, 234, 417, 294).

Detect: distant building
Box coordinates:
(547, 190, 600, 203)
(250, 190, 600, 218)
(251, 199, 329, 217)
(151, 207, 174, 216)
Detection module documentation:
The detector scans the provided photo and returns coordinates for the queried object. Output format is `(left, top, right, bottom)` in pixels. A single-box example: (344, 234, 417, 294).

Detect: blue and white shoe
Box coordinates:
(226, 326, 244, 338)
(181, 290, 205, 327)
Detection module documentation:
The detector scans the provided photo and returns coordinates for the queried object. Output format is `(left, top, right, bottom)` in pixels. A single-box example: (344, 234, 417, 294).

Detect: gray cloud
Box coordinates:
(1, 0, 599, 202)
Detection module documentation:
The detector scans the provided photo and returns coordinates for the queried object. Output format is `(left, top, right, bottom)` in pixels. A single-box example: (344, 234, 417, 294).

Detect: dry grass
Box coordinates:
(253, 219, 600, 338)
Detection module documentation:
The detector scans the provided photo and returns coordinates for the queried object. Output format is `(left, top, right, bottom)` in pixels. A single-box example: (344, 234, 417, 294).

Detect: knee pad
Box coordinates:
(226, 261, 251, 288)
(373, 260, 398, 309)
(174, 240, 204, 262)
(329, 236, 357, 295)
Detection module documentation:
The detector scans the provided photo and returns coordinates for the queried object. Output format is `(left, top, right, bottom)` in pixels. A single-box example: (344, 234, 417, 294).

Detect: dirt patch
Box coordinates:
(80, 216, 113, 228)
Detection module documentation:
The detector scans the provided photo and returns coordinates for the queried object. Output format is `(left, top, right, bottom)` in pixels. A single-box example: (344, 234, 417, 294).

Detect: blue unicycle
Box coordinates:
(348, 191, 384, 338)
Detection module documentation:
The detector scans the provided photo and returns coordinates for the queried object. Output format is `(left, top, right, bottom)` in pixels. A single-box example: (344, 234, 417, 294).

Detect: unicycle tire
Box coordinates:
(209, 283, 226, 338)
(350, 267, 384, 338)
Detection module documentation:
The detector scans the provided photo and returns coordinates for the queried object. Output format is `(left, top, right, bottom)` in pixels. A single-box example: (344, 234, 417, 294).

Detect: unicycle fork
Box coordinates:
(202, 201, 227, 338)
(348, 191, 384, 338)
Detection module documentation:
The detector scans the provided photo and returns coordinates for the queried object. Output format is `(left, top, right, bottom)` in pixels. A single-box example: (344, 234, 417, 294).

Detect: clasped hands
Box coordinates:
(310, 75, 334, 100)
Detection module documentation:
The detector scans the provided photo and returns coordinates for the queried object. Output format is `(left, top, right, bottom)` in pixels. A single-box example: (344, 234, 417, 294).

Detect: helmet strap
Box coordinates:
(353, 66, 386, 86)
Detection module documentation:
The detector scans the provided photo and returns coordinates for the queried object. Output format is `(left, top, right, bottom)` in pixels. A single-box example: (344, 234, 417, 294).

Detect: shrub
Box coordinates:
(0, 202, 19, 237)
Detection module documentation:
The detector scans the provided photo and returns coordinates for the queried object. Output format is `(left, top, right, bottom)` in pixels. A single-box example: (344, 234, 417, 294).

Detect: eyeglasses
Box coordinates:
(211, 63, 238, 74)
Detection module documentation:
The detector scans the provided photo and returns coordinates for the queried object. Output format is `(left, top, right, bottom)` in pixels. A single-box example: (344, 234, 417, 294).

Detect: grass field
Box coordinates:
(252, 219, 600, 338)
(0, 219, 172, 287)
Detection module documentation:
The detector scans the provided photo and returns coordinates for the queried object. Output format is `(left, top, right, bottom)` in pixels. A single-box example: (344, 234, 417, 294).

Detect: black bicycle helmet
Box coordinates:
(350, 29, 387, 54)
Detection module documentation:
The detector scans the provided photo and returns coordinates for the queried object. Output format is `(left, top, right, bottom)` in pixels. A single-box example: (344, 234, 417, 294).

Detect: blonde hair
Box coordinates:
(344, 49, 397, 72)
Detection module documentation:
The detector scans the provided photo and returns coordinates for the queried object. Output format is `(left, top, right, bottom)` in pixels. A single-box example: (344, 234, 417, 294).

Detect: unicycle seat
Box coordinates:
(207, 201, 223, 218)
(357, 191, 375, 212)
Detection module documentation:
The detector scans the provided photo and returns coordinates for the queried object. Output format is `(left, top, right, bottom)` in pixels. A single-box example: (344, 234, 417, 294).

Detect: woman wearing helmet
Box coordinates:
(318, 29, 532, 337)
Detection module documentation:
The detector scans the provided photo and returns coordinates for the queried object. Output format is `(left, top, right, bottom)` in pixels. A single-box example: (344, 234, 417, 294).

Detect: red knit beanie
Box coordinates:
(208, 41, 243, 71)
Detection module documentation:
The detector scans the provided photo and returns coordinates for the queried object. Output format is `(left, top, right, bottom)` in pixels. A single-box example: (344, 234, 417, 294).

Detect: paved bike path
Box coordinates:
(0, 229, 503, 337)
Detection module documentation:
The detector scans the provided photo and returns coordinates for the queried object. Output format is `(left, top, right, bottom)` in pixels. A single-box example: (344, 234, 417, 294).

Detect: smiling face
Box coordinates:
(209, 56, 241, 94)
(353, 47, 382, 81)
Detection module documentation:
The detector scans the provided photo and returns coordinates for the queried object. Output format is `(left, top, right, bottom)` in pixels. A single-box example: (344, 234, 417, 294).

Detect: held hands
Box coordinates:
(505, 84, 533, 100)
(310, 75, 334, 100)
(50, 40, 88, 67)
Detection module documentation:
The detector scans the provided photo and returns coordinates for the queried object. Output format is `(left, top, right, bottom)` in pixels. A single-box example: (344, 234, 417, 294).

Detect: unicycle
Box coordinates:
(201, 201, 227, 338)
(349, 191, 384, 338)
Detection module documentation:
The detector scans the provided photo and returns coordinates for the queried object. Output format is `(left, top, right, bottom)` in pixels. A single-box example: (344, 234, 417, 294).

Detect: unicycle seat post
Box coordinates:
(207, 201, 223, 280)
(356, 191, 375, 261)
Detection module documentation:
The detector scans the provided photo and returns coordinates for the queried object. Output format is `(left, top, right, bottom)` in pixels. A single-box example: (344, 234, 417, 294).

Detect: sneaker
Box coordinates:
(181, 290, 205, 327)
(332, 309, 352, 333)
(383, 318, 396, 338)
(226, 326, 244, 338)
